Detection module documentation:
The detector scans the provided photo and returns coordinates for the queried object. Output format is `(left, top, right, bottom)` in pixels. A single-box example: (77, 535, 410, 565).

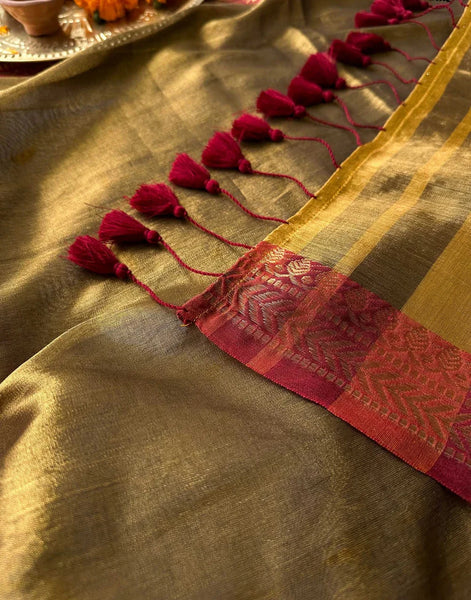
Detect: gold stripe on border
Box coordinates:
(265, 6, 471, 256)
(334, 108, 471, 276)
(402, 212, 471, 352)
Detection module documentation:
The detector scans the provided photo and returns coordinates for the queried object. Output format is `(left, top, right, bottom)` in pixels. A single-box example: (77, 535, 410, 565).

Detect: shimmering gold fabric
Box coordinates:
(1, 1, 470, 598)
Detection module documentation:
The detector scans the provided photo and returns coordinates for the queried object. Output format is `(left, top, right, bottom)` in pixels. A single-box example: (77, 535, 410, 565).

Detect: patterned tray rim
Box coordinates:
(0, 0, 204, 62)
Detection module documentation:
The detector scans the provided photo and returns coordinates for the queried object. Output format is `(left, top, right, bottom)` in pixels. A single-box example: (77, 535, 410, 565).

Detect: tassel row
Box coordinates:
(67, 235, 184, 311)
(67, 0, 462, 312)
(355, 0, 460, 51)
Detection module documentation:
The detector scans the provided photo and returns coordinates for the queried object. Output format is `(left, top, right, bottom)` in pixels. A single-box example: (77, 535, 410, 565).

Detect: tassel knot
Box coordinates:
(202, 131, 315, 199)
(230, 114, 283, 144)
(173, 205, 188, 219)
(145, 230, 162, 244)
(231, 113, 338, 167)
(322, 90, 335, 103)
(99, 210, 152, 244)
(202, 132, 246, 170)
(68, 235, 124, 276)
(129, 183, 183, 218)
(67, 235, 184, 311)
(346, 32, 392, 54)
(169, 153, 212, 190)
(256, 89, 305, 119)
(299, 53, 340, 89)
(269, 128, 284, 142)
(288, 76, 325, 106)
(335, 77, 347, 90)
(238, 158, 253, 174)
(130, 178, 253, 250)
(205, 179, 221, 194)
(329, 40, 372, 68)
(355, 12, 389, 27)
(293, 105, 306, 118)
(113, 263, 130, 280)
(388, 17, 399, 23)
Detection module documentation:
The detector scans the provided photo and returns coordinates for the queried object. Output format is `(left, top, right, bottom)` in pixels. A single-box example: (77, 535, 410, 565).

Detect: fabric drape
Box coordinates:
(1, 1, 470, 598)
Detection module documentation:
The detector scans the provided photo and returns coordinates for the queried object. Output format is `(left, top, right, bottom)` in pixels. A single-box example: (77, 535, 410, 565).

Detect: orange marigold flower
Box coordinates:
(74, 0, 167, 21)
(123, 0, 139, 10)
(98, 0, 126, 21)
(74, 0, 94, 9)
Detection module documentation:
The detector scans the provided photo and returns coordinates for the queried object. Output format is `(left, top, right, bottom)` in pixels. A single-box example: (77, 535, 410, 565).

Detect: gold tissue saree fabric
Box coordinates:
(1, 1, 470, 598)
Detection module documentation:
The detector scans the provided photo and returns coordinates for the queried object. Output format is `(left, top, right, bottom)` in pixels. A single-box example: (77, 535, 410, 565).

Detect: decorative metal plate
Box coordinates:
(0, 0, 203, 61)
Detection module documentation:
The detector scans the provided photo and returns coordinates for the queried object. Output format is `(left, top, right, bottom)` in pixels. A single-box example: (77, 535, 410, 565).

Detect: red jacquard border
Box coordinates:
(178, 241, 471, 502)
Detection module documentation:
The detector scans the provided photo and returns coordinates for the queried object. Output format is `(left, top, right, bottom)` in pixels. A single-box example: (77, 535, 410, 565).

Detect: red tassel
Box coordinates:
(330, 40, 417, 85)
(346, 32, 392, 54)
(201, 131, 247, 171)
(354, 11, 391, 26)
(129, 183, 187, 219)
(299, 53, 346, 90)
(372, 1, 446, 40)
(202, 132, 315, 197)
(371, 0, 412, 20)
(98, 210, 223, 277)
(170, 151, 288, 224)
(68, 235, 127, 277)
(329, 40, 372, 68)
(300, 50, 401, 104)
(287, 76, 334, 106)
(130, 183, 252, 249)
(288, 76, 382, 133)
(231, 114, 339, 169)
(257, 89, 362, 145)
(361, 0, 452, 34)
(256, 89, 306, 119)
(405, 0, 457, 26)
(99, 210, 161, 244)
(346, 31, 431, 63)
(355, 6, 441, 50)
(231, 114, 284, 142)
(169, 153, 221, 193)
(67, 235, 183, 310)
(403, 0, 457, 27)
(346, 31, 422, 77)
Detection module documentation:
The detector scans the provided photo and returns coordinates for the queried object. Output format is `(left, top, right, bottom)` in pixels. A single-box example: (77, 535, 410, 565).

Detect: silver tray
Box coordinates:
(0, 0, 203, 61)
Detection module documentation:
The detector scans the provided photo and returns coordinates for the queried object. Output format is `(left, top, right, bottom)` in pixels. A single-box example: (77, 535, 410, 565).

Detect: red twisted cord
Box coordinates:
(392, 47, 432, 63)
(335, 97, 384, 130)
(284, 135, 340, 168)
(348, 80, 402, 105)
(186, 215, 253, 249)
(371, 60, 418, 84)
(305, 113, 362, 146)
(128, 272, 184, 310)
(251, 169, 316, 198)
(159, 238, 223, 277)
(220, 188, 289, 224)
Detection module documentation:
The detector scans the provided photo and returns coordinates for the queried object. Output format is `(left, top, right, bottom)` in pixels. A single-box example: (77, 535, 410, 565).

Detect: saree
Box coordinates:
(1, 0, 470, 598)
